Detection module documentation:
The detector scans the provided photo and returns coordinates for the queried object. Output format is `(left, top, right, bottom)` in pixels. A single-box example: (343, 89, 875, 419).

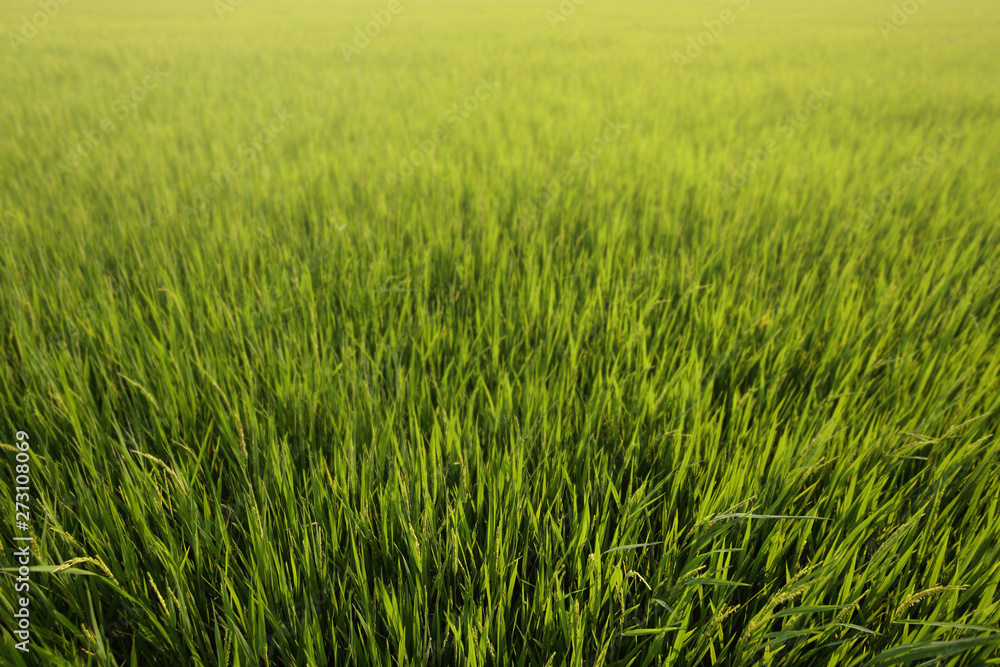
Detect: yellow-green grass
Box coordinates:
(1, 0, 1000, 664)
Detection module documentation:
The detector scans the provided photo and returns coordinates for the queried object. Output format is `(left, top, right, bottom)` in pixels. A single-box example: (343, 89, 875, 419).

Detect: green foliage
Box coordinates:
(1, 0, 999, 664)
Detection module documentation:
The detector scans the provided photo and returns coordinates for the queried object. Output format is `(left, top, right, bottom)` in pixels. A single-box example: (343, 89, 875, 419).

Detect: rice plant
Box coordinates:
(1, 0, 999, 664)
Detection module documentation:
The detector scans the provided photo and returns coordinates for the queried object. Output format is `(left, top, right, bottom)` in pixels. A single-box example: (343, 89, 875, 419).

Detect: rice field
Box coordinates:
(2, 0, 1000, 664)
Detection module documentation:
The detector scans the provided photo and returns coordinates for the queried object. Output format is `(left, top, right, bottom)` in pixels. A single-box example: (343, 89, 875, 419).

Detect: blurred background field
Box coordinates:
(2, 0, 1000, 664)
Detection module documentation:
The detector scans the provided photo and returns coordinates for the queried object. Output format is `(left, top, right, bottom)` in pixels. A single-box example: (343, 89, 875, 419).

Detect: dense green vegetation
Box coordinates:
(2, 0, 1000, 664)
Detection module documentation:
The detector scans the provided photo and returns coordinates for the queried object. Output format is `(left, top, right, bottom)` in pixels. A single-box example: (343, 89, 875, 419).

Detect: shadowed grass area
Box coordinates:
(1, 0, 1000, 664)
